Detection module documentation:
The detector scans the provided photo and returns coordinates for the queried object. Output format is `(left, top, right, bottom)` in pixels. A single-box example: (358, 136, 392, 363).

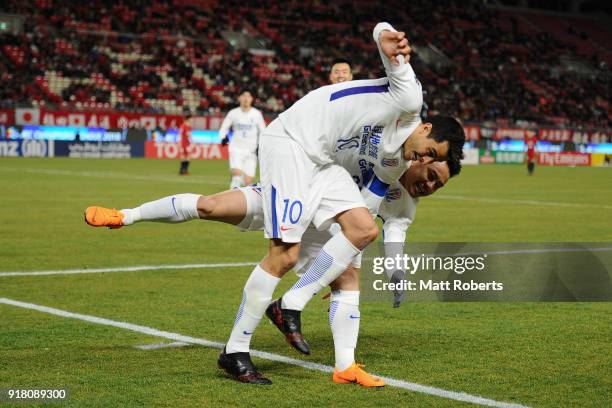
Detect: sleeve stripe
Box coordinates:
(366, 175, 389, 197)
(329, 83, 390, 101)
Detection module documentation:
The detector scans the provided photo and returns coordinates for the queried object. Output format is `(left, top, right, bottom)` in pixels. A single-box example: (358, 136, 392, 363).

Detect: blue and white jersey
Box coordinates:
(218, 107, 266, 153)
(380, 185, 417, 243)
(335, 145, 417, 237)
(278, 22, 423, 184)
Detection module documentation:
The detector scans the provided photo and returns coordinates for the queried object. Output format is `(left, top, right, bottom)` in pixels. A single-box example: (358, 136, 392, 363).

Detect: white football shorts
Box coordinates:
(258, 119, 366, 243)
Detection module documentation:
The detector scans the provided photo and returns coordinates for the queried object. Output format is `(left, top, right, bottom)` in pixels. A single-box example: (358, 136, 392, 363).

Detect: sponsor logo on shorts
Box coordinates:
(280, 225, 295, 232)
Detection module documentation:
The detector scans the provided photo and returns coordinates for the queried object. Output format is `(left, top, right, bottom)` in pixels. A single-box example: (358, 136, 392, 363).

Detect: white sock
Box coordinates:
(281, 232, 359, 311)
(120, 193, 200, 225)
(226, 265, 281, 353)
(230, 175, 243, 189)
(330, 290, 360, 371)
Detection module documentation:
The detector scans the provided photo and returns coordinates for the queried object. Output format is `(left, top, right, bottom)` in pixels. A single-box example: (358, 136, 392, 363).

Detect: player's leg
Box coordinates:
(220, 123, 317, 384)
(241, 152, 257, 186)
(229, 146, 246, 188)
(266, 166, 374, 354)
(328, 267, 384, 387)
(84, 186, 261, 229)
(179, 145, 190, 175)
(230, 168, 244, 189)
(280, 203, 377, 313)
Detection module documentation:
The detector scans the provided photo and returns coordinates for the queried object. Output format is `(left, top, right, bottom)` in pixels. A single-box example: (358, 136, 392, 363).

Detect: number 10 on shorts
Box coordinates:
(282, 199, 303, 224)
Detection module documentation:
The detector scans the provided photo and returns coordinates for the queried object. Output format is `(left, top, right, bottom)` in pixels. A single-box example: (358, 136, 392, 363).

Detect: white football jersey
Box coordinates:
(334, 144, 417, 240)
(218, 107, 266, 153)
(277, 22, 423, 184)
(380, 185, 417, 243)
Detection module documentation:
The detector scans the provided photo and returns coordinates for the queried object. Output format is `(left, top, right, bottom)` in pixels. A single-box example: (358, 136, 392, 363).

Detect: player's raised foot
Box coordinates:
(217, 348, 272, 385)
(333, 363, 385, 388)
(84, 206, 124, 229)
(265, 298, 310, 355)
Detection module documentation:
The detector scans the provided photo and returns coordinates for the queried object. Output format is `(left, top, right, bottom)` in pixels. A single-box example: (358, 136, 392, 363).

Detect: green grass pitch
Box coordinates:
(0, 157, 611, 407)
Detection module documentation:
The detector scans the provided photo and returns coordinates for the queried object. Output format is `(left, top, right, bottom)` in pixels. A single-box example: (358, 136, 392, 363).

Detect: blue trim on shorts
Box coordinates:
(329, 82, 390, 101)
(367, 175, 390, 197)
(271, 185, 279, 238)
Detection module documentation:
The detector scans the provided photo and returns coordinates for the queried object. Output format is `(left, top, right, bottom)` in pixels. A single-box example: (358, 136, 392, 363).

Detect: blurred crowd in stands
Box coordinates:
(0, 0, 610, 129)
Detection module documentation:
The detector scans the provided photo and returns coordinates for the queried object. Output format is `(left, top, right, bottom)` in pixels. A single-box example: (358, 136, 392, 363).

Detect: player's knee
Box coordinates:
(345, 220, 379, 249)
(197, 195, 216, 219)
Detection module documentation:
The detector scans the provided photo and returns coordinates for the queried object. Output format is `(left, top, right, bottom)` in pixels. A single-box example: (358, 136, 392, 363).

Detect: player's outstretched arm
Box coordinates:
(218, 111, 234, 145)
(382, 218, 411, 307)
(373, 22, 422, 115)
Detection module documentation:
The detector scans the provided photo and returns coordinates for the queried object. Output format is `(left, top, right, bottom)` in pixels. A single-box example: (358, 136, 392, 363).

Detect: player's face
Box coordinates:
(401, 161, 450, 197)
(329, 63, 353, 84)
(403, 123, 449, 163)
(239, 92, 253, 109)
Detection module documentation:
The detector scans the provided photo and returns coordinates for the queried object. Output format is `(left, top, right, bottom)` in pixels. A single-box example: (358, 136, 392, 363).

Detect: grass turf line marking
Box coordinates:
(0, 166, 228, 186)
(436, 194, 612, 210)
(2, 246, 611, 277)
(134, 341, 191, 350)
(0, 297, 529, 408)
(0, 262, 259, 277)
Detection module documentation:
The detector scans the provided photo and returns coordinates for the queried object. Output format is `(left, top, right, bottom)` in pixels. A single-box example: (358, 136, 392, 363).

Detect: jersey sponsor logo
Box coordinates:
(358, 159, 375, 188)
(385, 188, 402, 202)
(234, 123, 253, 131)
(359, 125, 384, 159)
(381, 158, 399, 167)
(336, 135, 360, 151)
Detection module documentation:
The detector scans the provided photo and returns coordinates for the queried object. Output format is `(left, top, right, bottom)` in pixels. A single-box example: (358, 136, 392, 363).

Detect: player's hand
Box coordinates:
(221, 137, 229, 146)
(380, 30, 411, 66)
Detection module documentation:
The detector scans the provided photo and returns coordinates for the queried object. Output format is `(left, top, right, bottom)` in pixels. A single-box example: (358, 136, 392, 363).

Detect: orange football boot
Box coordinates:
(332, 363, 385, 388)
(84, 206, 124, 229)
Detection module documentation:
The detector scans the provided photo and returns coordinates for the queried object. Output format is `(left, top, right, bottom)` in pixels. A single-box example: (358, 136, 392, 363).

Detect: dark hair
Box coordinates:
(331, 58, 351, 69)
(426, 115, 465, 177)
(239, 88, 254, 97)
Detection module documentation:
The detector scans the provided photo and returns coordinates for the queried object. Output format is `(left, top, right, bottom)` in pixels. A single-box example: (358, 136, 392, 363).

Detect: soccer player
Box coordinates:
(178, 114, 193, 176)
(214, 21, 463, 384)
(84, 159, 455, 386)
(329, 58, 353, 84)
(218, 90, 266, 188)
(525, 131, 537, 176)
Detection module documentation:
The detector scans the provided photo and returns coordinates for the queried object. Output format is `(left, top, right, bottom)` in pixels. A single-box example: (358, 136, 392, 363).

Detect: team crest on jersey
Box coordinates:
(381, 158, 399, 167)
(336, 135, 360, 151)
(385, 188, 401, 202)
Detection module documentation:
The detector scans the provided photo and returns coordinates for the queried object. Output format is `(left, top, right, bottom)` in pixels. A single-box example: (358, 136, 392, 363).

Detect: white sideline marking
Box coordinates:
(2, 246, 611, 278)
(0, 166, 228, 186)
(0, 297, 529, 408)
(0, 262, 258, 277)
(436, 194, 612, 210)
(134, 341, 191, 350)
